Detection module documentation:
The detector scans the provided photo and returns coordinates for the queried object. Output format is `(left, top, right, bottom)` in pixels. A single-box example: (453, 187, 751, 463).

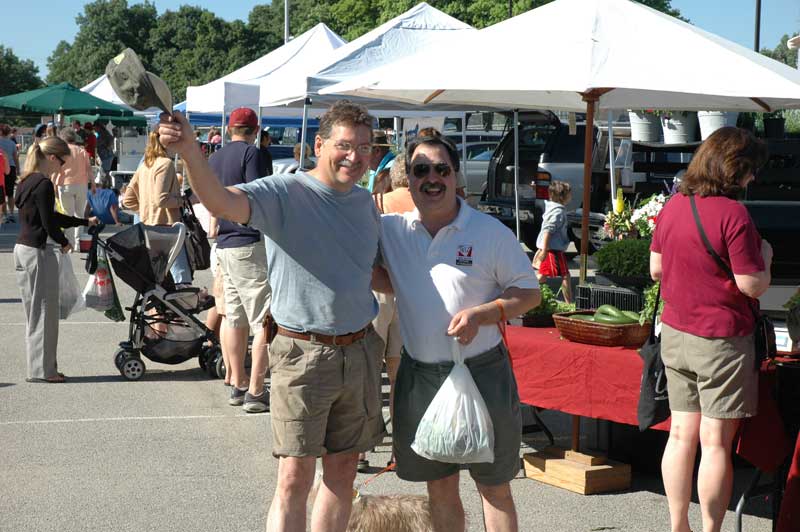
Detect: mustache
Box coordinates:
(421, 182, 446, 193)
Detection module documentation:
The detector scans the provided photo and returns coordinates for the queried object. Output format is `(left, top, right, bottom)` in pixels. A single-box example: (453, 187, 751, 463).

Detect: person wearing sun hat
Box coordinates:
(208, 106, 273, 414)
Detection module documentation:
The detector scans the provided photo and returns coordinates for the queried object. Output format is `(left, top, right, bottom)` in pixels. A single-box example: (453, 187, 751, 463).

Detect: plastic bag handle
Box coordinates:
(451, 336, 464, 365)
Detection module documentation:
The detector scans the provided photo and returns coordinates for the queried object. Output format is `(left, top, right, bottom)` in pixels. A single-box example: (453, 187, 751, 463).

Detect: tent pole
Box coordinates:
(257, 106, 264, 145)
(608, 110, 617, 208)
(393, 116, 401, 150)
(299, 97, 311, 171)
(513, 109, 521, 241)
(221, 108, 226, 147)
(579, 96, 597, 284)
(462, 112, 468, 193)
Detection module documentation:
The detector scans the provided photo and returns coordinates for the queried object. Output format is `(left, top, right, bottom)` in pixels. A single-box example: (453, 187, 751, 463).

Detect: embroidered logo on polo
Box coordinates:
(456, 245, 473, 266)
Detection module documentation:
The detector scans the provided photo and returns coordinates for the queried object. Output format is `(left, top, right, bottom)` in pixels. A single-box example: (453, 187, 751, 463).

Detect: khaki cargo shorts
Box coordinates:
(372, 291, 403, 360)
(268, 326, 387, 457)
(661, 323, 758, 419)
(216, 241, 270, 330)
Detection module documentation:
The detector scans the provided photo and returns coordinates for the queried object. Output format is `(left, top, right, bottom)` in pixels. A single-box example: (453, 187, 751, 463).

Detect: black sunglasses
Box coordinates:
(411, 162, 452, 179)
(55, 155, 66, 167)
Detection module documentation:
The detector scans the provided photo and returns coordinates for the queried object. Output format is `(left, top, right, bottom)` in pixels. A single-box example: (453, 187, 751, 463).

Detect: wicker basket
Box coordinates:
(552, 310, 652, 347)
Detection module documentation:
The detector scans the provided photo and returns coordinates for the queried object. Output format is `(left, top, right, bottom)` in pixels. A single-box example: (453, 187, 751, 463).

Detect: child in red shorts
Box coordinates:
(532, 181, 573, 303)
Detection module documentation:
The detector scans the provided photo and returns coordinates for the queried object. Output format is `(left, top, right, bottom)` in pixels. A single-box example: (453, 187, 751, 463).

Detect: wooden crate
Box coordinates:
(523, 447, 631, 495)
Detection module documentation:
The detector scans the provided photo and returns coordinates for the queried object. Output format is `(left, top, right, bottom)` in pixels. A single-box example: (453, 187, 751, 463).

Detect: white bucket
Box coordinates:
(697, 111, 739, 140)
(661, 112, 698, 144)
(628, 111, 661, 142)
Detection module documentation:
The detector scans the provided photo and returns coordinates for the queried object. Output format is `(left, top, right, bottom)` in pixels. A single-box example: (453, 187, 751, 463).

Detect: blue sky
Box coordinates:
(4, 0, 800, 80)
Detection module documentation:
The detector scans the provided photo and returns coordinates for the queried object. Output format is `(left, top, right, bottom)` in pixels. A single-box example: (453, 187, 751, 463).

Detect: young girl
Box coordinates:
(533, 180, 573, 303)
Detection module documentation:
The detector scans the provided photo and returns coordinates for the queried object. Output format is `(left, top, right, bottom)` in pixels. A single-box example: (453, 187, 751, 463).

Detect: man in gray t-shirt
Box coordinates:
(158, 101, 385, 532)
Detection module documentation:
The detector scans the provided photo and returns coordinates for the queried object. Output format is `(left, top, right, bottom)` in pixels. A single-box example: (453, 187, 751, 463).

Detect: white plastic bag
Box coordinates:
(411, 338, 495, 464)
(58, 253, 85, 319)
(83, 248, 114, 311)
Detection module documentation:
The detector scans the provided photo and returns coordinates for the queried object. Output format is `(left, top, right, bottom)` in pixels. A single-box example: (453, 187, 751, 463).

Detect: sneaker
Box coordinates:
(229, 386, 247, 406)
(243, 389, 270, 413)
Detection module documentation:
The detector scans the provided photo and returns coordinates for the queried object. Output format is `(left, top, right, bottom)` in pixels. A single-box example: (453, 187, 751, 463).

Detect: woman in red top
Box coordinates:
(651, 127, 772, 532)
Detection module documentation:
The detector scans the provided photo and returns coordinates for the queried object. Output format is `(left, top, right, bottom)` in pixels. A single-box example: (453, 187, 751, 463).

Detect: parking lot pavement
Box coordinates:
(0, 225, 774, 531)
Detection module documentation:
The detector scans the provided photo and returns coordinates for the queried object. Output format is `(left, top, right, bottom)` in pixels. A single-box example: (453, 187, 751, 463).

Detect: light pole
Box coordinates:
(754, 0, 761, 51)
(285, 0, 290, 44)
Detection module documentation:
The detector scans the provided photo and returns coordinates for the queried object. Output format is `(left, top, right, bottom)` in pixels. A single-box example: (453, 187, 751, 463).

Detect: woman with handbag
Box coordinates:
(14, 137, 97, 383)
(650, 127, 772, 532)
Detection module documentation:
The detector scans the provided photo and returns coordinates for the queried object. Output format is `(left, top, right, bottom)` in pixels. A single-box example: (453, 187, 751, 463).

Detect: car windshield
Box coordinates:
(493, 123, 559, 199)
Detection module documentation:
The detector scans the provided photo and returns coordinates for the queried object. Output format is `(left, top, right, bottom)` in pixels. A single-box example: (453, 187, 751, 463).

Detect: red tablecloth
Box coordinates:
(506, 326, 792, 472)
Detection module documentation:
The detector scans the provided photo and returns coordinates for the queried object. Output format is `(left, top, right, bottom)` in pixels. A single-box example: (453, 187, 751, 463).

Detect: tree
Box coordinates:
(0, 46, 43, 96)
(761, 34, 799, 68)
(148, 6, 262, 102)
(47, 0, 158, 87)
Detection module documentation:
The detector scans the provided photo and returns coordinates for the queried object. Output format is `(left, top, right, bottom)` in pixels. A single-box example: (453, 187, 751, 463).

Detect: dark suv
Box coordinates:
(478, 111, 594, 249)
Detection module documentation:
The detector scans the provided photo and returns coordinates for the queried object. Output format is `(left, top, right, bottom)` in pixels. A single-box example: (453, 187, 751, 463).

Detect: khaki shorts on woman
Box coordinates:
(660, 323, 758, 419)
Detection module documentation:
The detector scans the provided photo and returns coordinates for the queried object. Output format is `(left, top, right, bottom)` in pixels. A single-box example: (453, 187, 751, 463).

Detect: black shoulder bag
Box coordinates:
(689, 195, 776, 369)
(637, 285, 670, 431)
(181, 189, 212, 272)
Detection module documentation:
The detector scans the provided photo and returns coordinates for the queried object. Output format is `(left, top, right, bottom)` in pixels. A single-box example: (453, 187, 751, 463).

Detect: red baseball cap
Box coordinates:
(228, 107, 258, 128)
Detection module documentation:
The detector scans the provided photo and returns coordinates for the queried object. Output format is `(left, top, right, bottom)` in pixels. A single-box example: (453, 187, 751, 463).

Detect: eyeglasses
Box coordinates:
(330, 141, 373, 156)
(411, 162, 452, 179)
(55, 155, 66, 167)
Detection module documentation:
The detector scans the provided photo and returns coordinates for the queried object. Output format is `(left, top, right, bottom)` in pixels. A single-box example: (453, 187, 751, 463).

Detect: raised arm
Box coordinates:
(158, 112, 250, 224)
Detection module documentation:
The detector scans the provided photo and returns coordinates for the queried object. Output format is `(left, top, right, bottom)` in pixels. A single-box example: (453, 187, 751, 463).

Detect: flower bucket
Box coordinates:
(764, 117, 786, 139)
(628, 111, 661, 142)
(661, 111, 698, 144)
(698, 111, 739, 140)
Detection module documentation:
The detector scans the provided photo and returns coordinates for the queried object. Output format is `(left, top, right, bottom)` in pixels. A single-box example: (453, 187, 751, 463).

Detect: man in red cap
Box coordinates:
(208, 107, 273, 413)
(83, 122, 97, 161)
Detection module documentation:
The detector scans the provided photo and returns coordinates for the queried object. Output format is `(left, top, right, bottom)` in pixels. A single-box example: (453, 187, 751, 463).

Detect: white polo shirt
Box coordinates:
(380, 199, 538, 363)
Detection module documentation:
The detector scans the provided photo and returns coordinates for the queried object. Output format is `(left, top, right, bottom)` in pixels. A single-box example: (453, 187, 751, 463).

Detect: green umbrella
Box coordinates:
(0, 83, 132, 116)
(65, 113, 147, 127)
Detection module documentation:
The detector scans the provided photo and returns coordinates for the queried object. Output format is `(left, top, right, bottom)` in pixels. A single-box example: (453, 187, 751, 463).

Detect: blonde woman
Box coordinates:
(122, 132, 192, 285)
(14, 137, 97, 383)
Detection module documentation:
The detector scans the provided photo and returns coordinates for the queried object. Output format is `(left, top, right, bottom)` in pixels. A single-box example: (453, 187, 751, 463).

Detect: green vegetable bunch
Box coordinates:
(783, 292, 800, 310)
(526, 284, 575, 316)
(639, 282, 664, 325)
(594, 238, 652, 278)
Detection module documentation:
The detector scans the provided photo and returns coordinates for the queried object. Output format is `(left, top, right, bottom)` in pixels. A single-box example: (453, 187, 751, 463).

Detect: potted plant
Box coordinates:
(698, 111, 739, 140)
(593, 238, 653, 289)
(660, 110, 698, 144)
(522, 284, 574, 327)
(763, 110, 786, 139)
(628, 110, 661, 142)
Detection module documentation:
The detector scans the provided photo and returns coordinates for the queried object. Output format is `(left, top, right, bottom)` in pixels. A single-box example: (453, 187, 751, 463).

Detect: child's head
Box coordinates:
(549, 181, 572, 205)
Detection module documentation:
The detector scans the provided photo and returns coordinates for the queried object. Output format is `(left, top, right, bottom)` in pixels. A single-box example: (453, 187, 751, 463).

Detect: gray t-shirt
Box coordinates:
(239, 172, 379, 335)
(0, 138, 17, 168)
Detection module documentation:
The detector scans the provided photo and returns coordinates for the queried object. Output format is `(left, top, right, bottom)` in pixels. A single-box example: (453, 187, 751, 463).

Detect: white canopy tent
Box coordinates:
(257, 2, 478, 164)
(185, 23, 346, 118)
(321, 0, 800, 283)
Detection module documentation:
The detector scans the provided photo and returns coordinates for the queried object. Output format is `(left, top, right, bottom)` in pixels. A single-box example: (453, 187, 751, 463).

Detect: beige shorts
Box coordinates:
(660, 323, 758, 419)
(268, 326, 387, 457)
(372, 291, 403, 360)
(216, 241, 270, 330)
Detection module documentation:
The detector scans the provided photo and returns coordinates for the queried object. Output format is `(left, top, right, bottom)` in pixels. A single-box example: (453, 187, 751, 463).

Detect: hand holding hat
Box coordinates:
(105, 48, 173, 115)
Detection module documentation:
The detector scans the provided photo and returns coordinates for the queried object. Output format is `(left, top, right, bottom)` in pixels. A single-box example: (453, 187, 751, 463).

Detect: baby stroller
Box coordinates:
(88, 223, 222, 381)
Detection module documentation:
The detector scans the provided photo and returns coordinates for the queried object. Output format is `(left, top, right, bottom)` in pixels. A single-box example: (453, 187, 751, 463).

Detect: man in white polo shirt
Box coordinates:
(378, 134, 540, 532)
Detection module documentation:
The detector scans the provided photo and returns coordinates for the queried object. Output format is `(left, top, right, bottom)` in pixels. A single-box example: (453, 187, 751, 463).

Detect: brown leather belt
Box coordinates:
(275, 325, 369, 346)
